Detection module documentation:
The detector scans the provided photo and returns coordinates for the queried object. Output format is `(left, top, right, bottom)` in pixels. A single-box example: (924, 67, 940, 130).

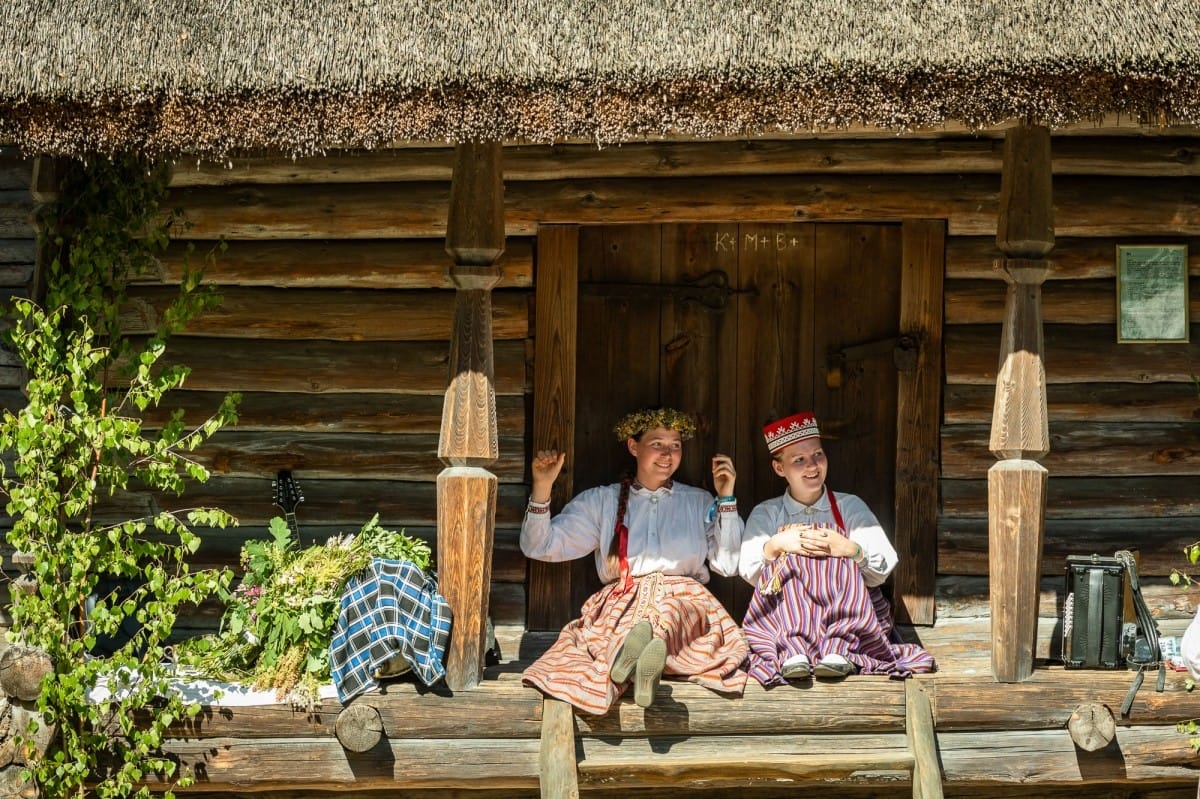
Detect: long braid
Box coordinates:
(607, 473, 633, 579)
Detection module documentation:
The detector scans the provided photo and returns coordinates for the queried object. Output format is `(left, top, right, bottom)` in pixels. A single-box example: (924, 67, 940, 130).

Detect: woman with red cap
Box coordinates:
(739, 411, 935, 685)
(521, 407, 748, 713)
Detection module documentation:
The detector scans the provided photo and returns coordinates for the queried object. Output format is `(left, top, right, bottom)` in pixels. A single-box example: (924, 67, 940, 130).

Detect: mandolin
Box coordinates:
(271, 469, 305, 540)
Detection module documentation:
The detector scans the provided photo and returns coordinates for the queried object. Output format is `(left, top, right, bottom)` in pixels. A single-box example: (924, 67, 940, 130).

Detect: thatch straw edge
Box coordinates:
(3, 67, 1199, 157)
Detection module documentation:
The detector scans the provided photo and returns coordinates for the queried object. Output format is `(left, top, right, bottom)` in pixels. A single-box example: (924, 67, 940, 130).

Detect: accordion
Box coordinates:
(1063, 554, 1128, 669)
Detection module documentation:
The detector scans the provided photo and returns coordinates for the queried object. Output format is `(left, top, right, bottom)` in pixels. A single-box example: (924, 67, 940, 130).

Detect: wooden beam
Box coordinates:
(947, 277, 1200, 325)
(135, 337, 527, 395)
(153, 237, 533, 289)
(988, 124, 1055, 684)
(575, 734, 916, 789)
(988, 460, 1048, 683)
(942, 422, 1200, 479)
(907, 680, 943, 799)
(946, 235, 1200, 281)
(446, 141, 505, 266)
(120, 286, 529, 341)
(537, 699, 578, 799)
(988, 262, 1050, 459)
(893, 219, 945, 626)
(438, 141, 505, 691)
(945, 323, 1200, 384)
(941, 475, 1200, 519)
(938, 517, 1200, 577)
(996, 125, 1054, 258)
(165, 137, 1200, 187)
(943, 381, 1200, 425)
(528, 225, 579, 631)
(133, 390, 526, 435)
(167, 174, 1200, 240)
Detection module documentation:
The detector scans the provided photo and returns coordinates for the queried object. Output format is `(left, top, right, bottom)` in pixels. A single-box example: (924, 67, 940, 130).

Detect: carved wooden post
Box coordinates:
(438, 141, 504, 691)
(989, 124, 1053, 683)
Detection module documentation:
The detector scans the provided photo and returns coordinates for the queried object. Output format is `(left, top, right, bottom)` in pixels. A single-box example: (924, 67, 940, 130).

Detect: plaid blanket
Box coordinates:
(330, 558, 452, 702)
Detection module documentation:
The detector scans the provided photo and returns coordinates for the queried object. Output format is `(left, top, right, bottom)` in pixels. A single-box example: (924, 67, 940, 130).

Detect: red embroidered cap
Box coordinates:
(762, 412, 821, 454)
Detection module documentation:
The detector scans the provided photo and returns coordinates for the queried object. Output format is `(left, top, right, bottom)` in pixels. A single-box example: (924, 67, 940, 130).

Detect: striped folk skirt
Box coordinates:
(522, 573, 749, 715)
(742, 554, 935, 686)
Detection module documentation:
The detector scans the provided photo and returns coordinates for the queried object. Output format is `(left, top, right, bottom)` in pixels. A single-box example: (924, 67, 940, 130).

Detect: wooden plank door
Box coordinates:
(529, 222, 917, 629)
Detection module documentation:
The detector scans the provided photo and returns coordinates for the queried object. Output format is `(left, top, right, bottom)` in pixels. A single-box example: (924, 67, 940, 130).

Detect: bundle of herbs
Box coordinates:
(177, 514, 432, 707)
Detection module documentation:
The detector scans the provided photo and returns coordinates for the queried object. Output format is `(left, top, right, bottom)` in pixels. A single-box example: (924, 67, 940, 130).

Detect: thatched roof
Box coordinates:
(3, 1, 1200, 156)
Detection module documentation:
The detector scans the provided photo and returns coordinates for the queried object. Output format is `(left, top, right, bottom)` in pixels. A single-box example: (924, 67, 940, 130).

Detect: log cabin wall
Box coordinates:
(0, 149, 34, 413)
(4, 134, 1199, 641)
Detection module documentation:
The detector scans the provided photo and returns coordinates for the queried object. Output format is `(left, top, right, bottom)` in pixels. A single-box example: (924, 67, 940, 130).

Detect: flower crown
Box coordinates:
(612, 407, 697, 441)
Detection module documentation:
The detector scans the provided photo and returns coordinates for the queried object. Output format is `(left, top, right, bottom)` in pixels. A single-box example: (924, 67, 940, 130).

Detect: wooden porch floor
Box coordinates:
(159, 615, 1200, 799)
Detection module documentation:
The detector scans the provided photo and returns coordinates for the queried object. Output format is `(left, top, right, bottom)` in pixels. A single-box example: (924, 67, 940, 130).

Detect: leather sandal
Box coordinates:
(634, 637, 667, 708)
(610, 621, 653, 683)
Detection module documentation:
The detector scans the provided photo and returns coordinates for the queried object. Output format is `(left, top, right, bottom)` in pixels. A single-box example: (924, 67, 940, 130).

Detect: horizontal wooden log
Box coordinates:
(0, 524, 528, 583)
(944, 382, 1200, 424)
(0, 239, 34, 265)
(134, 390, 525, 435)
(166, 138, 1200, 187)
(946, 277, 1200, 325)
(942, 422, 1200, 478)
(937, 726, 1198, 786)
(151, 238, 533, 289)
(145, 673, 907, 743)
(938, 517, 1200, 579)
(941, 476, 1200, 518)
(167, 175, 1200, 240)
(136, 337, 526, 395)
(947, 236, 1200, 281)
(577, 734, 915, 789)
(0, 160, 33, 191)
(156, 737, 542, 791)
(153, 673, 545, 741)
(932, 668, 1200, 730)
(946, 324, 1200, 384)
(0, 263, 32, 286)
(0, 192, 33, 239)
(572, 679, 907, 736)
(122, 287, 529, 341)
(0, 367, 24, 390)
(89, 476, 529, 528)
(932, 576, 1197, 623)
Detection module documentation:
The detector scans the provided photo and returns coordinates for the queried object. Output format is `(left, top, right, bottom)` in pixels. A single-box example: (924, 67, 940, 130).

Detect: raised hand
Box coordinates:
(711, 453, 736, 498)
(530, 449, 567, 502)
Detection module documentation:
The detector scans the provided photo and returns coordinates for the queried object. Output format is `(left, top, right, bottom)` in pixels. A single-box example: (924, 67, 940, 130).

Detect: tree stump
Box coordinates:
(0, 647, 51, 702)
(1068, 701, 1116, 751)
(335, 703, 384, 753)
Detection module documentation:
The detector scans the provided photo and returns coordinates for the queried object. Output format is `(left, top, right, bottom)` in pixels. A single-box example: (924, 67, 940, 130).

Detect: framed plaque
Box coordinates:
(1116, 245, 1190, 343)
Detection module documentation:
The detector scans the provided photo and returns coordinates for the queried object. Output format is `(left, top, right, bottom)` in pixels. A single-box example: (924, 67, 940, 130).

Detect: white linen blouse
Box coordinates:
(738, 488, 897, 588)
(520, 481, 742, 584)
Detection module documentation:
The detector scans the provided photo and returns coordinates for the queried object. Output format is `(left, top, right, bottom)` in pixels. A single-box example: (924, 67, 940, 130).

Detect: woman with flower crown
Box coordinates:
(520, 407, 748, 714)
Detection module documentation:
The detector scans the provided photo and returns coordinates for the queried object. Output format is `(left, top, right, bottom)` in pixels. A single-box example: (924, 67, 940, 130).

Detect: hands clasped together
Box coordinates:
(765, 523, 857, 561)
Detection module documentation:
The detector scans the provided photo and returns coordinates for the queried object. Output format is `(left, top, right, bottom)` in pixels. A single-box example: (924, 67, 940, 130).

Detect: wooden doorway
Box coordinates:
(529, 221, 944, 630)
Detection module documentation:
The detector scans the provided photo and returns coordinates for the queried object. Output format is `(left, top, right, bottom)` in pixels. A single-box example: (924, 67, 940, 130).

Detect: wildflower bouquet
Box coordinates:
(177, 514, 431, 706)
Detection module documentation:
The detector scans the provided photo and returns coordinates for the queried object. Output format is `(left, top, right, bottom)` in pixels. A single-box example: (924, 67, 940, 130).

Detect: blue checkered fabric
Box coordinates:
(330, 558, 452, 702)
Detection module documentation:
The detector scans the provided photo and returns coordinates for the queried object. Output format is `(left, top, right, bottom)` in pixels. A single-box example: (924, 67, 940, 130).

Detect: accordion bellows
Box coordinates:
(1064, 554, 1126, 669)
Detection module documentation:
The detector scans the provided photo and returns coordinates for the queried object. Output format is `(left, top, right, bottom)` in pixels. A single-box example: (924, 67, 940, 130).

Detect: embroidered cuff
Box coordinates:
(527, 498, 551, 515)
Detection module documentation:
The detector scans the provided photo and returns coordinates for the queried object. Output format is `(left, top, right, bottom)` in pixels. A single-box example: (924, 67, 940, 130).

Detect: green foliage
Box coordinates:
(177, 515, 432, 708)
(0, 154, 238, 799)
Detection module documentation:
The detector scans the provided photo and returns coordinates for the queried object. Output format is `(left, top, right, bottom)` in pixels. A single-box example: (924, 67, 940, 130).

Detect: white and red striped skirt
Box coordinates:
(522, 573, 748, 715)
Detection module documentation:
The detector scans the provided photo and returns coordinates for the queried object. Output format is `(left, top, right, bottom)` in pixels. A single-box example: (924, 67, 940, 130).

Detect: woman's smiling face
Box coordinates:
(772, 437, 827, 504)
(627, 426, 683, 488)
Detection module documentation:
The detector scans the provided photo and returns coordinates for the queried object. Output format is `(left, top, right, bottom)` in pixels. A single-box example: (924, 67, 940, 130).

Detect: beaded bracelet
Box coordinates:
(852, 542, 866, 565)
